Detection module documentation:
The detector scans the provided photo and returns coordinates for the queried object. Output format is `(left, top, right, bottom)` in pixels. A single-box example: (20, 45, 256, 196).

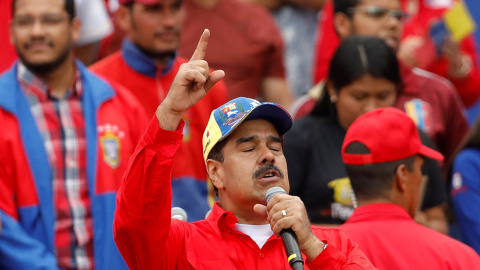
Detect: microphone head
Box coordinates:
(171, 207, 188, 221)
(265, 187, 287, 203)
(205, 209, 212, 219)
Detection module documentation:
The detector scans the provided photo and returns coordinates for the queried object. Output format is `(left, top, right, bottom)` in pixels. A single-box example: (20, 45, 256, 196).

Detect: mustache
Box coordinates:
(253, 164, 284, 179)
(24, 38, 54, 49)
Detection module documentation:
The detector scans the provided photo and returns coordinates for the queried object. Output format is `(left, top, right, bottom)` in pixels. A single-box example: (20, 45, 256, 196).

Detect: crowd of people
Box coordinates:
(1, 0, 480, 269)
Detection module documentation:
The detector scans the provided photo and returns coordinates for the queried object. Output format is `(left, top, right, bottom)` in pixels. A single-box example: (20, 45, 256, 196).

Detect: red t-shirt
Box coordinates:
(179, 0, 285, 101)
(395, 65, 469, 163)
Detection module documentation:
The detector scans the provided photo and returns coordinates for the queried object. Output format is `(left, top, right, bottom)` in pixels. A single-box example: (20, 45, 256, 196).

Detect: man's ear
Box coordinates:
(326, 81, 337, 98)
(71, 17, 81, 44)
(206, 159, 224, 190)
(334, 12, 353, 39)
(394, 164, 408, 192)
(115, 5, 131, 32)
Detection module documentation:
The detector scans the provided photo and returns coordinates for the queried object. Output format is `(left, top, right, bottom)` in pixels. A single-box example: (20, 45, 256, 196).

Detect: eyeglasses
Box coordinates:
(347, 6, 408, 22)
(12, 15, 70, 29)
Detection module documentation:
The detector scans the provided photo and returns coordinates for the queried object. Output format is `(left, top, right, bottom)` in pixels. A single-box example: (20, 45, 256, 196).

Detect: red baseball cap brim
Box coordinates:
(342, 108, 445, 165)
(418, 145, 444, 161)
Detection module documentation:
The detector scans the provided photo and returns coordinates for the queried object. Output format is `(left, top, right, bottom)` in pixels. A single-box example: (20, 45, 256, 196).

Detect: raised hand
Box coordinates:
(442, 37, 471, 78)
(156, 29, 225, 130)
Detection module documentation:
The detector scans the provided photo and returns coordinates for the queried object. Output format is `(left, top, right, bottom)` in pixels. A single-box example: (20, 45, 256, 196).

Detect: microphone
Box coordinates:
(266, 187, 304, 270)
(171, 207, 188, 221)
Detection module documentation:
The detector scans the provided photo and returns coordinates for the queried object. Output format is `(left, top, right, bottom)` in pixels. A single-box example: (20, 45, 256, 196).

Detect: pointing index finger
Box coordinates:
(190, 29, 210, 61)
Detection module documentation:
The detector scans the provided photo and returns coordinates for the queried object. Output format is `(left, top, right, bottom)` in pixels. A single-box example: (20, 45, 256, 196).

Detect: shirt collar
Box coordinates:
(121, 37, 175, 78)
(206, 202, 239, 238)
(17, 62, 82, 101)
(347, 203, 412, 223)
(205, 202, 285, 247)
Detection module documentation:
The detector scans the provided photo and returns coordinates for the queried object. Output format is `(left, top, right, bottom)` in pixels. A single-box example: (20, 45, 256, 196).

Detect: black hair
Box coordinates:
(457, 115, 480, 151)
(123, 1, 135, 9)
(12, 0, 76, 20)
(207, 138, 229, 197)
(311, 35, 403, 118)
(208, 138, 229, 163)
(344, 141, 415, 201)
(447, 114, 480, 178)
(333, 0, 360, 16)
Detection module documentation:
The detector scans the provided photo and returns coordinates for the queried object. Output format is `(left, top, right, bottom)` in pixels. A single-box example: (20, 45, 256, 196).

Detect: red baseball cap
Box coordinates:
(342, 107, 444, 165)
(118, 0, 160, 5)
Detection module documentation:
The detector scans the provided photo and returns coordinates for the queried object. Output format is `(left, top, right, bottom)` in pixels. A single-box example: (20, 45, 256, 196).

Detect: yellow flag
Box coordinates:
(444, 1, 476, 42)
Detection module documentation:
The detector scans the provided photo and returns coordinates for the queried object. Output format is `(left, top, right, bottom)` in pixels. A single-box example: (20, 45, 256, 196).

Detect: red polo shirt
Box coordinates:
(339, 203, 480, 269)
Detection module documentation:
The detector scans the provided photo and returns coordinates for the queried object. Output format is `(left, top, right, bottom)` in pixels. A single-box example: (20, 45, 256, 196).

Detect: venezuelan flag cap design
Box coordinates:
(202, 97, 292, 163)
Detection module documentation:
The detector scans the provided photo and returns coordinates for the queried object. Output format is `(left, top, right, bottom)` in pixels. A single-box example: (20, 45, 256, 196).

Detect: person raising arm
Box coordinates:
(113, 29, 376, 270)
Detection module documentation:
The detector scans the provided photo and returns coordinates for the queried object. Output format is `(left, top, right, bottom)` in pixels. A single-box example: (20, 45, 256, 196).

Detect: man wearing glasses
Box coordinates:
(0, 0, 146, 268)
(338, 2, 408, 50)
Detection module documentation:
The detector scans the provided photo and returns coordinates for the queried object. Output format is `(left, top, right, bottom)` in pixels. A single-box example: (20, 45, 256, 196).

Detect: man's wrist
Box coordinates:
(305, 241, 328, 264)
(155, 103, 185, 131)
(302, 235, 327, 262)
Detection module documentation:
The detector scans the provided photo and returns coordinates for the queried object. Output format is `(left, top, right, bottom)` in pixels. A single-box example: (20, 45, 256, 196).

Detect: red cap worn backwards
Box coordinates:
(341, 107, 444, 165)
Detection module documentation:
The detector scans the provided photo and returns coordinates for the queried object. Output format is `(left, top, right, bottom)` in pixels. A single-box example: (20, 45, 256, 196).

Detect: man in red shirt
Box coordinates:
(339, 107, 480, 269)
(90, 0, 228, 221)
(113, 30, 377, 270)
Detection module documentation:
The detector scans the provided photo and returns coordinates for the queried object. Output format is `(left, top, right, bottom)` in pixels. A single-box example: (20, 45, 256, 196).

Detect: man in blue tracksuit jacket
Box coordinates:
(0, 0, 147, 268)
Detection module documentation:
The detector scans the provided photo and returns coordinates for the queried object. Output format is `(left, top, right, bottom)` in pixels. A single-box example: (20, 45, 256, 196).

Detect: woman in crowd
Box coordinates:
(284, 35, 448, 233)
